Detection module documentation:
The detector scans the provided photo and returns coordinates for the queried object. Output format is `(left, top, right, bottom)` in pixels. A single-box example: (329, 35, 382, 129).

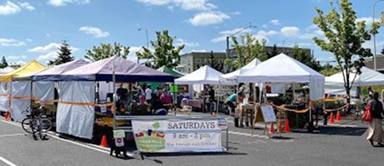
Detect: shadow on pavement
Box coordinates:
(292, 126, 367, 136)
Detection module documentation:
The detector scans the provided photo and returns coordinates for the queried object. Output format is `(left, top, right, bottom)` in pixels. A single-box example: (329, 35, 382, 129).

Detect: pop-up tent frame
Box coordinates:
(54, 56, 174, 139)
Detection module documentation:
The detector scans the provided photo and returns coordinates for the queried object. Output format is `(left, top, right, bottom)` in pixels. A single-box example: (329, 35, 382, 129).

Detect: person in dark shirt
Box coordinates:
(367, 92, 384, 147)
(116, 84, 128, 97)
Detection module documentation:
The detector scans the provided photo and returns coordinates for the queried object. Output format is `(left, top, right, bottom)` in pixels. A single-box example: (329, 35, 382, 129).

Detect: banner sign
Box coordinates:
(132, 119, 223, 152)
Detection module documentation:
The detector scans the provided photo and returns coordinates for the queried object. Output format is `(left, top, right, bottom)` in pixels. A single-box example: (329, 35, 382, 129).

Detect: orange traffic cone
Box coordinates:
(329, 112, 335, 124)
(100, 135, 108, 147)
(269, 123, 275, 133)
(285, 120, 291, 133)
(336, 111, 341, 122)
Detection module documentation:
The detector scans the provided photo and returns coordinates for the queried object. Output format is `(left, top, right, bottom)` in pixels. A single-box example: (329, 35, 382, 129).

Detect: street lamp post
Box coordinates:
(138, 27, 149, 64)
(225, 24, 257, 72)
(373, 0, 383, 71)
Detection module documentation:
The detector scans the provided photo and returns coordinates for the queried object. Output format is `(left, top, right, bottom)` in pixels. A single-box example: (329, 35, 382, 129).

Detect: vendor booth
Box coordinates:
(325, 67, 384, 95)
(236, 53, 325, 132)
(54, 56, 174, 139)
(0, 61, 45, 118)
(175, 65, 223, 113)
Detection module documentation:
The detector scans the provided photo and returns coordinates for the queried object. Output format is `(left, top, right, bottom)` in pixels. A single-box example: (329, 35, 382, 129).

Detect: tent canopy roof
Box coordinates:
(0, 60, 45, 82)
(325, 67, 384, 87)
(0, 67, 15, 75)
(157, 66, 184, 78)
(175, 65, 223, 85)
(33, 59, 90, 81)
(58, 56, 174, 82)
(13, 67, 50, 81)
(220, 58, 261, 83)
(238, 53, 324, 83)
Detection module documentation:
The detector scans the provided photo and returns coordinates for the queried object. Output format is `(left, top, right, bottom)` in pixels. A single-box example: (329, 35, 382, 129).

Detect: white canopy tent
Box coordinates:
(0, 67, 14, 75)
(220, 58, 262, 84)
(325, 67, 384, 95)
(237, 53, 325, 101)
(175, 65, 223, 85)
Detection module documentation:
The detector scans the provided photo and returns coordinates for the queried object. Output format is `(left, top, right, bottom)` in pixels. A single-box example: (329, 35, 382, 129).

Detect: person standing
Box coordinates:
(367, 92, 384, 147)
(145, 85, 153, 103)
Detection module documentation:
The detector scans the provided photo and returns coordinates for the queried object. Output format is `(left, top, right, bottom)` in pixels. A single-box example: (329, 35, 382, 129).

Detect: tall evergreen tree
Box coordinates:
(290, 44, 322, 71)
(0, 56, 8, 68)
(208, 50, 224, 72)
(266, 44, 280, 59)
(49, 40, 74, 65)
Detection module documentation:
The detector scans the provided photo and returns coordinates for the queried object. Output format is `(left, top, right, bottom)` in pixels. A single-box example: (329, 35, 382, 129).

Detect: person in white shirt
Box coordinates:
(145, 85, 153, 103)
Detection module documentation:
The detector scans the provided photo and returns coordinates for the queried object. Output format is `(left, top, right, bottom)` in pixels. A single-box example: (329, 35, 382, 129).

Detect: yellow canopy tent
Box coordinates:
(0, 60, 45, 82)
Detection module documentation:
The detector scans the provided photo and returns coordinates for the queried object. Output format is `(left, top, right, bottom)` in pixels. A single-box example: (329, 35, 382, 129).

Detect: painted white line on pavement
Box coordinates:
(1, 120, 135, 157)
(227, 131, 269, 139)
(0, 133, 25, 138)
(0, 156, 17, 166)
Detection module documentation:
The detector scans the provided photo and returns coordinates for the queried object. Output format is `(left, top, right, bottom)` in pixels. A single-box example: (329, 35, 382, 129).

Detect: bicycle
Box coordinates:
(21, 106, 52, 140)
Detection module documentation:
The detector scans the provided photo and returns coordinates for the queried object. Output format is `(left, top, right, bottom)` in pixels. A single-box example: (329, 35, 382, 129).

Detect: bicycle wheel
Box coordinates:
(40, 118, 52, 131)
(21, 118, 34, 134)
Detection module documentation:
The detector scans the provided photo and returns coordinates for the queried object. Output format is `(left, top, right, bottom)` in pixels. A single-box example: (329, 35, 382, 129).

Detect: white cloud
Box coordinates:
(254, 30, 278, 41)
(188, 11, 230, 26)
(7, 55, 27, 60)
(18, 2, 35, 11)
(0, 1, 21, 16)
(26, 38, 33, 42)
(79, 26, 109, 38)
(46, 33, 51, 37)
(211, 28, 254, 43)
(28, 43, 61, 53)
(47, 0, 90, 7)
(0, 38, 25, 47)
(137, 0, 215, 11)
(28, 43, 78, 61)
(281, 26, 301, 37)
(270, 19, 280, 25)
(175, 38, 199, 47)
(262, 24, 268, 28)
(190, 49, 207, 52)
(231, 11, 241, 15)
(356, 17, 380, 26)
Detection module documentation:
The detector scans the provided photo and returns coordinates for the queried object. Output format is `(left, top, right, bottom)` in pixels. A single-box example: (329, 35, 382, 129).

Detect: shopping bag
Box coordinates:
(362, 101, 372, 122)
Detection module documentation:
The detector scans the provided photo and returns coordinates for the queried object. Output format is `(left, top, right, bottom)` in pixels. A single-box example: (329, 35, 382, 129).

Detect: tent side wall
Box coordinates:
(11, 81, 31, 122)
(56, 81, 95, 139)
(0, 82, 11, 112)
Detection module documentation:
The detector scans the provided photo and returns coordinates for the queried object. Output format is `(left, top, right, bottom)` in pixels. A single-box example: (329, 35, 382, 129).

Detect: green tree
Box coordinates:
(225, 33, 267, 71)
(320, 64, 340, 76)
(266, 44, 280, 59)
(48, 40, 74, 66)
(85, 42, 130, 62)
(0, 56, 8, 68)
(208, 51, 224, 72)
(313, 0, 383, 103)
(136, 30, 185, 69)
(290, 44, 322, 71)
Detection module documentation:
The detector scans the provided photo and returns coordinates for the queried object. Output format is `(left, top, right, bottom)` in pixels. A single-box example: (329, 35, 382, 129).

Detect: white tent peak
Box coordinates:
(326, 66, 384, 87)
(175, 65, 223, 85)
(220, 57, 262, 84)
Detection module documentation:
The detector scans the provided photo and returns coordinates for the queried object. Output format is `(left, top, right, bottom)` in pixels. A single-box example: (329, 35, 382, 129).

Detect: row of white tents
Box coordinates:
(175, 53, 325, 101)
(175, 53, 384, 100)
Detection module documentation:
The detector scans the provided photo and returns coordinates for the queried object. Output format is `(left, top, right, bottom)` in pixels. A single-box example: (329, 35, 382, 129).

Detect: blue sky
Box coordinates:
(0, 0, 383, 65)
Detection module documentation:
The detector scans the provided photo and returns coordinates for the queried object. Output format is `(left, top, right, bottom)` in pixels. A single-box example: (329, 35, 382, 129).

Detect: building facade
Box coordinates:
(365, 55, 384, 72)
(177, 52, 226, 73)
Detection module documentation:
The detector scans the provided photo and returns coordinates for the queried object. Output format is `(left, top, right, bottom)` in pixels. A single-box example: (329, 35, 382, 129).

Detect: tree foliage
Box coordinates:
(136, 30, 185, 69)
(48, 40, 74, 66)
(225, 33, 267, 71)
(266, 44, 280, 59)
(313, 0, 383, 100)
(208, 51, 224, 72)
(290, 44, 322, 71)
(85, 42, 130, 62)
(320, 64, 340, 76)
(0, 56, 8, 68)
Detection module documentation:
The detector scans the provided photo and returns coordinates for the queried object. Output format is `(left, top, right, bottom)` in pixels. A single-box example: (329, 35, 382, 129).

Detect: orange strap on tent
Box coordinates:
(324, 103, 349, 112)
(0, 93, 10, 97)
(13, 96, 31, 100)
(269, 102, 310, 114)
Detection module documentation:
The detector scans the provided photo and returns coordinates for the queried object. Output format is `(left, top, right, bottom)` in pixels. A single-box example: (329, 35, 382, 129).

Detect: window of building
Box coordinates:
(195, 58, 201, 64)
